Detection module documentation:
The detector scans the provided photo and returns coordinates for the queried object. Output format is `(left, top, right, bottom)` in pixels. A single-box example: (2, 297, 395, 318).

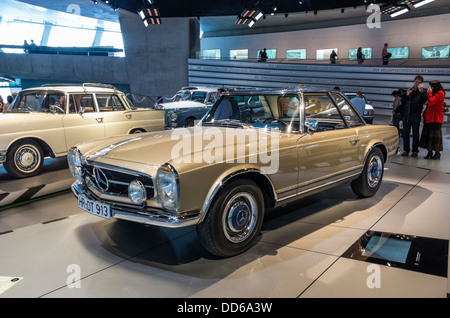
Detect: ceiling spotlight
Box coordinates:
(138, 6, 161, 27)
(235, 8, 263, 27)
(413, 0, 435, 8)
(390, 7, 409, 17)
(92, 0, 98, 4)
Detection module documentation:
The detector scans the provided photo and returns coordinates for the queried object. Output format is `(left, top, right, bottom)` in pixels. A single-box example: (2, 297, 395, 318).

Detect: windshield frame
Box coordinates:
(8, 90, 67, 114)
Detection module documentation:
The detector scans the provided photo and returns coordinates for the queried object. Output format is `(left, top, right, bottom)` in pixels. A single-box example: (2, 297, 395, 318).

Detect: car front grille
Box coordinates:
(83, 163, 154, 201)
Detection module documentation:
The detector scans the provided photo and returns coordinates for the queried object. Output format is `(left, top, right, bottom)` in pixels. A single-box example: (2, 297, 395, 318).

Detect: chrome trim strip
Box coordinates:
(86, 160, 154, 179)
(276, 166, 361, 196)
(277, 171, 361, 202)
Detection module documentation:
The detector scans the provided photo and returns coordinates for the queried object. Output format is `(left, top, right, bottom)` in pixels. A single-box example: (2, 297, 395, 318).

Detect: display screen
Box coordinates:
(316, 48, 338, 61)
(348, 47, 372, 60)
(202, 49, 221, 59)
(422, 45, 450, 59)
(286, 49, 306, 60)
(387, 46, 409, 59)
(230, 49, 248, 60)
(362, 235, 412, 264)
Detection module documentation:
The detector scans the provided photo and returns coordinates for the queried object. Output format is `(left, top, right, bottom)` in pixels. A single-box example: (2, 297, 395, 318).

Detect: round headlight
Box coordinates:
(128, 180, 146, 204)
(170, 112, 178, 122)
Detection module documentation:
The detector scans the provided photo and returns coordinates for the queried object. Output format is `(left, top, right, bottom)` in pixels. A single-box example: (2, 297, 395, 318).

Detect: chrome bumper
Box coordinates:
(71, 183, 200, 228)
(0, 150, 6, 163)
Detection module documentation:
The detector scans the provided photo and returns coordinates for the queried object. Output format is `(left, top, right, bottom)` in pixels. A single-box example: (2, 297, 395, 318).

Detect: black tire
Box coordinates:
(351, 147, 384, 198)
(197, 179, 264, 257)
(4, 139, 44, 178)
(184, 117, 196, 127)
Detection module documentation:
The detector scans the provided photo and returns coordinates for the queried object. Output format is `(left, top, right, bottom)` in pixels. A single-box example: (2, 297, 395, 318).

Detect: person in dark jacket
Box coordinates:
(396, 75, 427, 157)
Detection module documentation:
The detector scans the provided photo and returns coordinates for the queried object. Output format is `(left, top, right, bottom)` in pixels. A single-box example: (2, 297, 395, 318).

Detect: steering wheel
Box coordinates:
(49, 105, 64, 113)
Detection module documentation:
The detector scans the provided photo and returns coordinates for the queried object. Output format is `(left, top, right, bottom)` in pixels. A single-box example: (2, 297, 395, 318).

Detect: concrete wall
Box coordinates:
(201, 13, 450, 61)
(119, 11, 200, 104)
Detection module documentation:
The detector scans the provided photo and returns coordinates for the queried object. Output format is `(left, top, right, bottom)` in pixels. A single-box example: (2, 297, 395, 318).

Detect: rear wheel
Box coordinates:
(197, 179, 264, 257)
(4, 139, 44, 178)
(351, 147, 384, 198)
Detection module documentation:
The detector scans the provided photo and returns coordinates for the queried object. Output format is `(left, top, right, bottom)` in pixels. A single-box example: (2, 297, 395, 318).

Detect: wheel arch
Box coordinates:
(199, 168, 277, 223)
(8, 137, 54, 158)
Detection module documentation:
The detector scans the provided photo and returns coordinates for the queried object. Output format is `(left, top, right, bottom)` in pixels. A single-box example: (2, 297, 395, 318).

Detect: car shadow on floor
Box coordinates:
(72, 179, 432, 283)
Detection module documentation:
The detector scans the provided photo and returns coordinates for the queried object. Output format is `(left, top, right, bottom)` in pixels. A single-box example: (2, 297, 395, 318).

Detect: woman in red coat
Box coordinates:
(419, 80, 445, 159)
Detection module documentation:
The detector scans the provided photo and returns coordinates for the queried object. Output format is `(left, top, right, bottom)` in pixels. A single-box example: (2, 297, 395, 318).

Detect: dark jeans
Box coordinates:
(402, 113, 421, 153)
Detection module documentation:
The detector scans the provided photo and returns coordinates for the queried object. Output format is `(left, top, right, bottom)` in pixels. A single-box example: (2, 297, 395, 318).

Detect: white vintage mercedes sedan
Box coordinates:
(0, 83, 164, 178)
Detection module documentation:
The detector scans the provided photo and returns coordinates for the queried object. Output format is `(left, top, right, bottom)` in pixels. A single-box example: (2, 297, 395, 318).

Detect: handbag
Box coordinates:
(443, 102, 449, 113)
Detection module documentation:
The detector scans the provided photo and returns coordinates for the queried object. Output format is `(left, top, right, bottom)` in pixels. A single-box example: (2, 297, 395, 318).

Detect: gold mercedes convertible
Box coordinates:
(68, 86, 399, 257)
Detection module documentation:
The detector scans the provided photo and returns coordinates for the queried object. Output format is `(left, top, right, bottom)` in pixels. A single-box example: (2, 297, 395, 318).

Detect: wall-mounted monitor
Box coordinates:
(422, 45, 450, 59)
(387, 46, 409, 59)
(230, 49, 248, 60)
(348, 48, 372, 60)
(316, 48, 338, 61)
(202, 49, 221, 59)
(257, 49, 277, 60)
(286, 49, 307, 60)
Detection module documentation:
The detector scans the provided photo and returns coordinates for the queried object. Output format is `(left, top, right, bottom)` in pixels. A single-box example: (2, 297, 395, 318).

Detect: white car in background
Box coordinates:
(0, 83, 164, 178)
(345, 92, 375, 124)
(155, 86, 219, 128)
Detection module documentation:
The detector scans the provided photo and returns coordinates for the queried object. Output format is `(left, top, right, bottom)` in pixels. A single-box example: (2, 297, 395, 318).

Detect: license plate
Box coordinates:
(78, 195, 111, 219)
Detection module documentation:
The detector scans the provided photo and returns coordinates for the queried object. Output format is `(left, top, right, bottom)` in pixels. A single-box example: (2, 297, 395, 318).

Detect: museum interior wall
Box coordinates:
(200, 13, 450, 61)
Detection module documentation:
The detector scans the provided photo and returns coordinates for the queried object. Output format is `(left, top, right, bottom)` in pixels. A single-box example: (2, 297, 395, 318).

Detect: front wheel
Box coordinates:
(3, 139, 44, 178)
(197, 179, 264, 257)
(351, 147, 384, 198)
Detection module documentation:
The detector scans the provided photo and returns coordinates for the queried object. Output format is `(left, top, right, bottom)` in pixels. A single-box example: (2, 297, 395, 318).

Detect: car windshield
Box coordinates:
(201, 94, 301, 132)
(8, 91, 66, 113)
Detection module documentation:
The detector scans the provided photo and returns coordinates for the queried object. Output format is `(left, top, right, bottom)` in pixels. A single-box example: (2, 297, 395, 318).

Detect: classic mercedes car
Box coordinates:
(155, 86, 219, 128)
(68, 86, 399, 257)
(0, 83, 164, 178)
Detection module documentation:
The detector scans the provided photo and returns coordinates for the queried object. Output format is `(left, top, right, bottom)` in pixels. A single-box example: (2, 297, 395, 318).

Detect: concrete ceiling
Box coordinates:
(16, 0, 450, 37)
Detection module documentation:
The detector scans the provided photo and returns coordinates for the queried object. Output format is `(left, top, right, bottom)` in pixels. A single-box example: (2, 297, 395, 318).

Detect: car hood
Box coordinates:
(82, 126, 284, 168)
(157, 100, 207, 110)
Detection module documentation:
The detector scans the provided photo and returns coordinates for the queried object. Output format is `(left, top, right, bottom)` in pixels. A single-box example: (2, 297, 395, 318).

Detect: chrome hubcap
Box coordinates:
(367, 155, 382, 188)
(223, 192, 258, 243)
(15, 145, 40, 172)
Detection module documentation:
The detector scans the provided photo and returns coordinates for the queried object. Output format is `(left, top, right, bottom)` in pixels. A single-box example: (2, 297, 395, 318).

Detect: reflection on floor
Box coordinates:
(0, 116, 448, 298)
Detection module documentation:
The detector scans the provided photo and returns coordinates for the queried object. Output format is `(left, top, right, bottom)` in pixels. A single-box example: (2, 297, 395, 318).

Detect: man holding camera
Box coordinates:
(396, 75, 428, 157)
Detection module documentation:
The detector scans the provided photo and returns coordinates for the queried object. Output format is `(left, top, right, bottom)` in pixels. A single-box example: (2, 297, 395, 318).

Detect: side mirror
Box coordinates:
(305, 120, 318, 133)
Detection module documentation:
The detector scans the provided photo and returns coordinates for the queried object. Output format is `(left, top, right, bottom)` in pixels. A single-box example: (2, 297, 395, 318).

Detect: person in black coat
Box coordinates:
(395, 75, 427, 157)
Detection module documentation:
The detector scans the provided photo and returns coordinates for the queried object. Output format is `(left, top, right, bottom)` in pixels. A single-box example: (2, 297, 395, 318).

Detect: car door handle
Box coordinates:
(349, 138, 360, 144)
(126, 114, 132, 119)
(96, 117, 103, 123)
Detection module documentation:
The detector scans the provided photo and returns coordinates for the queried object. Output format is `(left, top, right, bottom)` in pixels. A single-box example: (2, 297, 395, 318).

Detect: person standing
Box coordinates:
(259, 48, 268, 62)
(382, 43, 391, 65)
(351, 91, 366, 118)
(399, 75, 427, 157)
(3, 95, 13, 112)
(330, 50, 338, 64)
(419, 80, 445, 160)
(357, 47, 365, 64)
